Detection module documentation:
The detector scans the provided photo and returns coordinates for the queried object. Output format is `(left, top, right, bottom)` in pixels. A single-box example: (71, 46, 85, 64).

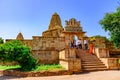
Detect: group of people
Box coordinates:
(70, 39, 88, 49)
(70, 39, 94, 54)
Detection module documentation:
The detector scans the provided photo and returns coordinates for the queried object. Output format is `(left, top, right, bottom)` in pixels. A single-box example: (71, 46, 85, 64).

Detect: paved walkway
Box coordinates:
(0, 70, 120, 80)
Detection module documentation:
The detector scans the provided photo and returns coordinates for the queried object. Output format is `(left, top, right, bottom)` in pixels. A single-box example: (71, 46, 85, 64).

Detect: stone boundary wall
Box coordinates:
(94, 48, 109, 58)
(0, 61, 18, 66)
(0, 70, 72, 77)
(94, 48, 120, 70)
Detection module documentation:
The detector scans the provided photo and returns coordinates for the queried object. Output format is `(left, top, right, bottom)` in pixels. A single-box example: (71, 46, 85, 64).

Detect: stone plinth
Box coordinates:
(2, 70, 72, 77)
(59, 48, 81, 73)
(59, 58, 81, 73)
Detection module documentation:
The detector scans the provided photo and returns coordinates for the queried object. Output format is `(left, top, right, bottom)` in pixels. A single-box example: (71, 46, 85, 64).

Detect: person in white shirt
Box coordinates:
(84, 39, 88, 50)
(78, 39, 82, 49)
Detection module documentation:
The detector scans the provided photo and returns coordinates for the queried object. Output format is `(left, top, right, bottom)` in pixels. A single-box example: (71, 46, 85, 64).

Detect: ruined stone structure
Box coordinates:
(6, 13, 120, 72)
(6, 13, 88, 64)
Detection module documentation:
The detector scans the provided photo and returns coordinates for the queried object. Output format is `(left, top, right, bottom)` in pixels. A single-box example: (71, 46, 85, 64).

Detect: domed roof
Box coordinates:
(16, 32, 24, 40)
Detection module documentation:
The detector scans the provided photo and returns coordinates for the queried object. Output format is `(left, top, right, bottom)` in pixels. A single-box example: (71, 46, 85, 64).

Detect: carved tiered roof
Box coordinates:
(16, 32, 24, 40)
(64, 18, 83, 32)
(48, 12, 63, 30)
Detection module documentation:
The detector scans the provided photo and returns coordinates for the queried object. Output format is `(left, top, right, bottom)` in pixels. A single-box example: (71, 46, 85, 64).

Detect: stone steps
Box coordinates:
(82, 68, 107, 72)
(82, 65, 106, 68)
(82, 63, 104, 65)
(82, 59, 100, 61)
(76, 49, 107, 72)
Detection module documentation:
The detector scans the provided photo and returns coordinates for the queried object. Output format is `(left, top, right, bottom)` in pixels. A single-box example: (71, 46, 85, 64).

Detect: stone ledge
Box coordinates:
(0, 70, 73, 77)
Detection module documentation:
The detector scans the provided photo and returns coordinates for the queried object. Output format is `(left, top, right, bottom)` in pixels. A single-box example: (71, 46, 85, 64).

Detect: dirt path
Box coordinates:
(0, 70, 120, 80)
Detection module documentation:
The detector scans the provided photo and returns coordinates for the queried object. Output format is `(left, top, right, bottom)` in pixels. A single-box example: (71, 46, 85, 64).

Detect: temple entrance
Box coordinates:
(74, 35, 78, 48)
(74, 35, 78, 42)
(62, 18, 88, 49)
(69, 35, 79, 48)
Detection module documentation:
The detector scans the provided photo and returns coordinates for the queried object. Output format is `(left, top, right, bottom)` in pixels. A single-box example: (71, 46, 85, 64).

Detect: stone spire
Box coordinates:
(16, 32, 24, 40)
(48, 12, 63, 30)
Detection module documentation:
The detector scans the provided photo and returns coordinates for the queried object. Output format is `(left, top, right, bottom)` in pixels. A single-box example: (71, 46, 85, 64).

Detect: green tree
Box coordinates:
(0, 38, 4, 44)
(100, 7, 120, 48)
(0, 40, 36, 71)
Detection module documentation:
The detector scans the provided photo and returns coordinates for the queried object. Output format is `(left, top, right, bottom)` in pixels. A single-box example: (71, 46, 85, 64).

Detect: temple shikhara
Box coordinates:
(6, 13, 120, 72)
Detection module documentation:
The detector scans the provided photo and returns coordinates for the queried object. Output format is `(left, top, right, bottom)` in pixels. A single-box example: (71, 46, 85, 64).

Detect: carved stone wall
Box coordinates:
(22, 40, 33, 48)
(32, 36, 65, 51)
(42, 29, 63, 37)
(32, 50, 59, 64)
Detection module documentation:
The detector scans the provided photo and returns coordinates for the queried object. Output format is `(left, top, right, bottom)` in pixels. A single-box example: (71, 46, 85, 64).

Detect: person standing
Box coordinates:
(84, 39, 88, 50)
(73, 39, 76, 48)
(89, 42, 94, 54)
(70, 40, 74, 48)
(78, 39, 82, 49)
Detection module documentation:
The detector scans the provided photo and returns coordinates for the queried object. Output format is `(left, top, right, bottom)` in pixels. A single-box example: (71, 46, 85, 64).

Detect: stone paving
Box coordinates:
(0, 70, 120, 80)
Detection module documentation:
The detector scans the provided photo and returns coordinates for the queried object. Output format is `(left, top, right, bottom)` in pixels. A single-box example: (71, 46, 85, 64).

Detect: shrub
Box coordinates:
(0, 40, 37, 71)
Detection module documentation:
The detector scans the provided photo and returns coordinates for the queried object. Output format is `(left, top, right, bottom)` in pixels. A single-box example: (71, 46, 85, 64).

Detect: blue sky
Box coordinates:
(0, 0, 119, 40)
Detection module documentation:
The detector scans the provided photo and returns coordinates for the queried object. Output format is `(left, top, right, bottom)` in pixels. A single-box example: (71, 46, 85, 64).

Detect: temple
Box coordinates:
(6, 13, 120, 72)
(6, 13, 87, 63)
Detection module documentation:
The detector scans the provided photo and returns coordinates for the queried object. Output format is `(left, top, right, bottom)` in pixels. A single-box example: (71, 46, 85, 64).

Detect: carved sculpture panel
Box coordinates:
(64, 18, 83, 32)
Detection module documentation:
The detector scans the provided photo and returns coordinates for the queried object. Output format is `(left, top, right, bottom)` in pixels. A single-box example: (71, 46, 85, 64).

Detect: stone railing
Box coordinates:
(59, 48, 81, 73)
(94, 48, 109, 58)
(100, 58, 120, 69)
(94, 48, 120, 70)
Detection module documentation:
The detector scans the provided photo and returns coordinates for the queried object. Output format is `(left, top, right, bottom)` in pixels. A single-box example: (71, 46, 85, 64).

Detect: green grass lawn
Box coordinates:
(0, 64, 65, 71)
(34, 64, 65, 71)
(0, 65, 21, 70)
